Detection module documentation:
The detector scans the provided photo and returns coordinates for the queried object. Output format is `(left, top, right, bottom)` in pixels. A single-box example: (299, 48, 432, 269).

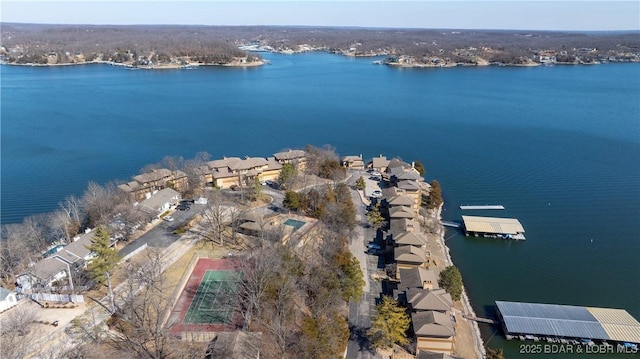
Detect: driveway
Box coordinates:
(346, 170, 384, 359)
(118, 203, 206, 258)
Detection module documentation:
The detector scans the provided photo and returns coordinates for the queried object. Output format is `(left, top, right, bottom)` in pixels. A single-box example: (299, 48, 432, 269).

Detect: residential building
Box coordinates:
(0, 287, 18, 312)
(118, 168, 188, 201)
(138, 188, 181, 218)
(398, 267, 439, 291)
(273, 149, 307, 170)
(412, 311, 456, 355)
(369, 155, 390, 172)
(341, 154, 365, 170)
(394, 245, 428, 270)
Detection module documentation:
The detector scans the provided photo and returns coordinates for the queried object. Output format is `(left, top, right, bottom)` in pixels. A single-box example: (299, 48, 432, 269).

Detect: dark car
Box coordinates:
(176, 204, 190, 211)
(180, 198, 195, 204)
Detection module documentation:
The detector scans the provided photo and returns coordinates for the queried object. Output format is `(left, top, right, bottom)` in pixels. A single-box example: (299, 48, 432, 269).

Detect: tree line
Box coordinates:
(3, 23, 637, 66)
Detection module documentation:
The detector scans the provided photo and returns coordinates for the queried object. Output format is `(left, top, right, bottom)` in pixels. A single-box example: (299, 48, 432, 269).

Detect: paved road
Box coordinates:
(346, 171, 384, 359)
(118, 203, 206, 258)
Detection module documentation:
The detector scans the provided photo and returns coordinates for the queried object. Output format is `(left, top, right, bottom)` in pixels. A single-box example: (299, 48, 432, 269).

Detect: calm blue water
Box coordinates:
(2, 54, 639, 357)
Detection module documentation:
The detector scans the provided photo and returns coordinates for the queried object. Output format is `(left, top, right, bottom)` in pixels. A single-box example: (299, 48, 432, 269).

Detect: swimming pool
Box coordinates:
(284, 219, 306, 231)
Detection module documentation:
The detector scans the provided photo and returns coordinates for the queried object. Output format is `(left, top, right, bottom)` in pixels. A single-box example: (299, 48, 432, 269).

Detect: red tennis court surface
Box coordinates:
(167, 258, 244, 336)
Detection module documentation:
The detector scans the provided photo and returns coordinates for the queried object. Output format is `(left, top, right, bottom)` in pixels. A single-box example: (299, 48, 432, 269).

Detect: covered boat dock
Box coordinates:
(496, 300, 640, 345)
(462, 215, 525, 240)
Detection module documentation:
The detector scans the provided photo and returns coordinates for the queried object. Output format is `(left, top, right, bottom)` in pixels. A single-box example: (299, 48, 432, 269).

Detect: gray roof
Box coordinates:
(208, 157, 242, 169)
(139, 188, 180, 213)
(387, 158, 411, 171)
(412, 310, 455, 337)
(0, 287, 15, 301)
(56, 231, 94, 264)
(381, 187, 401, 199)
(397, 180, 421, 191)
(229, 157, 268, 171)
(398, 267, 439, 290)
(496, 301, 640, 343)
(29, 256, 68, 281)
(396, 170, 422, 181)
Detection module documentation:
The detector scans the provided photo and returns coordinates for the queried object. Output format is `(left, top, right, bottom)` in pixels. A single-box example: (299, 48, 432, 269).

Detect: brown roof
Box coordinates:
(407, 288, 453, 312)
(387, 194, 414, 206)
(208, 157, 242, 169)
(394, 231, 428, 246)
(274, 149, 306, 161)
(399, 267, 439, 290)
(389, 206, 415, 219)
(412, 310, 455, 337)
(229, 157, 268, 171)
(133, 168, 172, 183)
(394, 245, 427, 264)
(118, 180, 144, 193)
(371, 155, 390, 169)
(417, 351, 464, 359)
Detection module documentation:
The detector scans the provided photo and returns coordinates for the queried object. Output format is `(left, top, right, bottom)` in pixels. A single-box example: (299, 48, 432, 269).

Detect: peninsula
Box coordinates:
(2, 23, 639, 68)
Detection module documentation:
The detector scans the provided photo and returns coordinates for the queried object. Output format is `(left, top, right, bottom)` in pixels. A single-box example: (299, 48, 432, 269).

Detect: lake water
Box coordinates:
(2, 53, 639, 357)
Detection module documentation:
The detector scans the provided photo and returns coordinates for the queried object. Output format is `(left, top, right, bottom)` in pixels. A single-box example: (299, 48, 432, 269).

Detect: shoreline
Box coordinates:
(431, 206, 486, 359)
(0, 59, 266, 69)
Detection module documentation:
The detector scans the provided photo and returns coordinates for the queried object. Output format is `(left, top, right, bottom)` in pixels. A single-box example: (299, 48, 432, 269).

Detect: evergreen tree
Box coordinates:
(367, 296, 410, 349)
(278, 163, 297, 189)
(366, 203, 386, 230)
(428, 179, 443, 209)
(413, 160, 427, 176)
(334, 250, 365, 302)
(86, 226, 119, 313)
(355, 176, 366, 191)
(438, 265, 463, 301)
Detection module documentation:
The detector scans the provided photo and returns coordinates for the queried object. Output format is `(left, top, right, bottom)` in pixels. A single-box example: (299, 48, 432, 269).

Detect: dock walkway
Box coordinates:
(460, 205, 505, 210)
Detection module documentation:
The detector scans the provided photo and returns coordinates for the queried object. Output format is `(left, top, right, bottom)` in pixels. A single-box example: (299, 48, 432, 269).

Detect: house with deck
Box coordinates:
(273, 149, 307, 170)
(341, 154, 365, 170)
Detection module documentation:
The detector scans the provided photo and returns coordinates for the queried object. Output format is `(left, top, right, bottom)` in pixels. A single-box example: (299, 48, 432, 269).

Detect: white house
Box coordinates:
(137, 188, 181, 218)
(0, 287, 18, 312)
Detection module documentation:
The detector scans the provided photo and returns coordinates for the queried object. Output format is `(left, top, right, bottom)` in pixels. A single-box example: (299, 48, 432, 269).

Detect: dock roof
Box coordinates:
(462, 216, 524, 235)
(496, 301, 640, 343)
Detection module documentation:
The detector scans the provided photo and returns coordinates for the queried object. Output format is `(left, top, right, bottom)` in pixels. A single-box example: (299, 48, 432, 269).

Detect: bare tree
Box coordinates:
(239, 245, 281, 330)
(81, 181, 119, 227)
(47, 209, 74, 244)
(200, 190, 233, 247)
(0, 305, 40, 359)
(107, 250, 192, 359)
(0, 221, 44, 287)
(60, 195, 83, 231)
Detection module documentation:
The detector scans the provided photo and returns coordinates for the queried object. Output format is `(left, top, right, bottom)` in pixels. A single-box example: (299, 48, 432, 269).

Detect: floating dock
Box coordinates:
(441, 220, 461, 228)
(460, 205, 505, 210)
(462, 215, 525, 240)
(496, 300, 640, 345)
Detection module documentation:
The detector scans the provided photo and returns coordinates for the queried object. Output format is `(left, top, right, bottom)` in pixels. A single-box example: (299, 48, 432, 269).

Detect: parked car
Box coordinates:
(180, 198, 195, 204)
(370, 190, 383, 198)
(163, 216, 174, 222)
(368, 243, 382, 250)
(176, 204, 190, 211)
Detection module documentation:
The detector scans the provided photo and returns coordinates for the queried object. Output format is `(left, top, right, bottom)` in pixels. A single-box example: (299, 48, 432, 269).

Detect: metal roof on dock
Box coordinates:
(496, 301, 640, 344)
(462, 215, 524, 234)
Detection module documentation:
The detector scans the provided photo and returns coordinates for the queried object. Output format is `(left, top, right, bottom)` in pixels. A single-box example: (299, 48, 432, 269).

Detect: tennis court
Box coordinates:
(183, 270, 242, 324)
(167, 258, 245, 336)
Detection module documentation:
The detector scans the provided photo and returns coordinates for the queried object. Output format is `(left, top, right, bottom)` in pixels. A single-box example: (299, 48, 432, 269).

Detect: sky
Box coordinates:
(1, 1, 639, 31)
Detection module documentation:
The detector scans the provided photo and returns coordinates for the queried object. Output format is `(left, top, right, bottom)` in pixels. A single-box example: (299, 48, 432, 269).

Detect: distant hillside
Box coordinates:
(1, 23, 639, 67)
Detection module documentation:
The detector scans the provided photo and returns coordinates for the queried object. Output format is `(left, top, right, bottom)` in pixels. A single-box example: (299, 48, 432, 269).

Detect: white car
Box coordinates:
(163, 216, 174, 222)
(368, 243, 382, 250)
(370, 190, 382, 198)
